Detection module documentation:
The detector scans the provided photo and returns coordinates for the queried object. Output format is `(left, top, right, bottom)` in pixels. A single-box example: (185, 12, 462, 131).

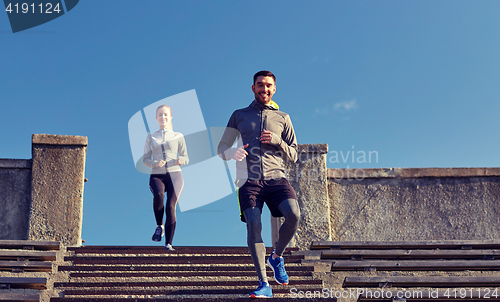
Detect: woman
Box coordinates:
(143, 105, 189, 250)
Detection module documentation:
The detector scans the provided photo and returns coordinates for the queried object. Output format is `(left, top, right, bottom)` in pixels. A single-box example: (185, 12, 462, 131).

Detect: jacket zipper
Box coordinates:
(259, 107, 264, 180)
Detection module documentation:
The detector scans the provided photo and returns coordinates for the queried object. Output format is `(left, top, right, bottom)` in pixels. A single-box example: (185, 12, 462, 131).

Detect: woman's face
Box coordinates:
(156, 106, 172, 129)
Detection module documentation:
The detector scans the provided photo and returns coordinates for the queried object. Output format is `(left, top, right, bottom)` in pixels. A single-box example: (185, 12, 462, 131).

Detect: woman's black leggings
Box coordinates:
(149, 171, 184, 245)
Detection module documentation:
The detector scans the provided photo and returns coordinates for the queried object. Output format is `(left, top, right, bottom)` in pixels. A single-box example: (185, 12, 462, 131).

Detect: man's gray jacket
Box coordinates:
(218, 100, 298, 183)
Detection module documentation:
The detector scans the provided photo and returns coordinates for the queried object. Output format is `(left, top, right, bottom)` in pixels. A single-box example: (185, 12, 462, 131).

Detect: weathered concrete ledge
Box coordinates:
(32, 134, 88, 146)
(328, 166, 500, 242)
(0, 159, 32, 169)
(328, 167, 500, 179)
(296, 143, 328, 154)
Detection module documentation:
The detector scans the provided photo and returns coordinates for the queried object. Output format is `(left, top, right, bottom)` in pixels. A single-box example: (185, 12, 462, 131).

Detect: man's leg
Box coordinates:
(243, 207, 268, 283)
(267, 198, 300, 285)
(275, 198, 300, 256)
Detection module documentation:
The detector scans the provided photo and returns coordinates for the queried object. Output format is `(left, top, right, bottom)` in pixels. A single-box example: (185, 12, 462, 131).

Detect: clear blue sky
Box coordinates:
(1, 1, 499, 247)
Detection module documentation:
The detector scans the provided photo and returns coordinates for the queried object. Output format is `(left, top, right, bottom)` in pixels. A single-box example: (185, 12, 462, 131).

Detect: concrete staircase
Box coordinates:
(304, 240, 500, 302)
(51, 246, 325, 301)
(7, 239, 500, 301)
(0, 240, 67, 302)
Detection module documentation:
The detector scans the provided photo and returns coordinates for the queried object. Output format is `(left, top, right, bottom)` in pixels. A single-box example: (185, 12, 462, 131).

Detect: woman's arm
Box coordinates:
(176, 134, 189, 166)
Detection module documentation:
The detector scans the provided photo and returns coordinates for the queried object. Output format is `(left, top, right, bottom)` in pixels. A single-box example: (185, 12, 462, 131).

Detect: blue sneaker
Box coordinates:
(249, 281, 272, 298)
(152, 225, 164, 242)
(267, 250, 289, 285)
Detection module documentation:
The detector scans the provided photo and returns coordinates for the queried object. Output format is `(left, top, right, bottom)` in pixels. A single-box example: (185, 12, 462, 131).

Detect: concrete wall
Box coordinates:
(29, 134, 87, 246)
(272, 144, 332, 249)
(0, 134, 87, 247)
(329, 167, 500, 241)
(0, 159, 32, 240)
(273, 145, 500, 249)
(3, 138, 500, 248)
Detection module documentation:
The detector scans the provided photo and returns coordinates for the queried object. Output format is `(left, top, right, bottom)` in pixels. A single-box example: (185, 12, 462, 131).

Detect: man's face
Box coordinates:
(252, 76, 276, 105)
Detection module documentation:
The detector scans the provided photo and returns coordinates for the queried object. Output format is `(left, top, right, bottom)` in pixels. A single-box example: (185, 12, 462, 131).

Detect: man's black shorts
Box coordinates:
(237, 178, 297, 222)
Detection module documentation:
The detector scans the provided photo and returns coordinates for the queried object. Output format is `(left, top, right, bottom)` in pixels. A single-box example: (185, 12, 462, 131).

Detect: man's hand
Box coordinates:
(156, 160, 166, 168)
(234, 144, 249, 161)
(175, 158, 184, 166)
(260, 130, 275, 144)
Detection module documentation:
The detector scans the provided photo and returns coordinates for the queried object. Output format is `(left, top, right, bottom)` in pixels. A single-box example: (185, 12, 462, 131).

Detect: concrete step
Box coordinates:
(55, 279, 321, 288)
(311, 239, 500, 250)
(64, 255, 304, 265)
(59, 264, 313, 274)
(0, 292, 41, 302)
(67, 246, 289, 255)
(50, 295, 328, 302)
(52, 246, 323, 301)
(64, 271, 314, 278)
(56, 283, 321, 295)
(0, 240, 61, 251)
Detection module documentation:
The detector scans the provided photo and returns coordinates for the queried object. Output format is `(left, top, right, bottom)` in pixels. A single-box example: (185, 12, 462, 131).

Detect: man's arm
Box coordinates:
(264, 114, 297, 163)
(217, 112, 241, 161)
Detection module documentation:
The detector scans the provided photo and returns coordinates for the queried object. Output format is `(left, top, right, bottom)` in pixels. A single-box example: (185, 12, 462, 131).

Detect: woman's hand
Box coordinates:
(156, 160, 167, 168)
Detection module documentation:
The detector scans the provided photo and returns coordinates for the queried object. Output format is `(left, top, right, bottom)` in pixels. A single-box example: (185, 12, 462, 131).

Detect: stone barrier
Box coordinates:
(328, 167, 500, 241)
(29, 134, 87, 246)
(272, 144, 332, 249)
(3, 137, 500, 249)
(0, 159, 32, 240)
(0, 134, 87, 247)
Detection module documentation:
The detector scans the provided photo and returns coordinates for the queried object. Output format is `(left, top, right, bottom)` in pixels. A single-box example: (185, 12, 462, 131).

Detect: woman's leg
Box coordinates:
(164, 171, 184, 245)
(149, 175, 166, 226)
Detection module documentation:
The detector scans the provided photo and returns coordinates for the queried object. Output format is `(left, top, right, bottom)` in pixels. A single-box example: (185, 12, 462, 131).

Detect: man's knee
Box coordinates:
(282, 199, 300, 224)
(244, 207, 261, 220)
(287, 211, 300, 227)
(244, 208, 262, 229)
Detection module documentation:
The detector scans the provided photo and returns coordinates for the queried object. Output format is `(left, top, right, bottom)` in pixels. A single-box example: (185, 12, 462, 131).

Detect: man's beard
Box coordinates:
(255, 93, 270, 104)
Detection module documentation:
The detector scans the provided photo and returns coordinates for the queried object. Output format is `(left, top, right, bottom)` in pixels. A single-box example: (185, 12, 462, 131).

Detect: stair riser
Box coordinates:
(65, 257, 304, 265)
(59, 265, 313, 272)
(59, 286, 323, 296)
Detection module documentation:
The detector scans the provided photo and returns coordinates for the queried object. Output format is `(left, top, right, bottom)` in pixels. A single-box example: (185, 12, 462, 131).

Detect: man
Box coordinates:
(218, 70, 300, 298)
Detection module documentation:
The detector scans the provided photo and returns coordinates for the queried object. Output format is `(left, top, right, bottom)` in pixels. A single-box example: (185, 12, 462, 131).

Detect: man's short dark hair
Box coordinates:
(253, 70, 276, 85)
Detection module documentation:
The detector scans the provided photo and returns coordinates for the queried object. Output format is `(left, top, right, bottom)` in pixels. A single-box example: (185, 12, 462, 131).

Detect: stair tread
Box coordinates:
(59, 264, 312, 272)
(52, 297, 327, 302)
(311, 240, 500, 250)
(60, 285, 322, 296)
(65, 255, 304, 265)
(68, 246, 298, 255)
(67, 272, 313, 278)
(55, 279, 321, 287)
